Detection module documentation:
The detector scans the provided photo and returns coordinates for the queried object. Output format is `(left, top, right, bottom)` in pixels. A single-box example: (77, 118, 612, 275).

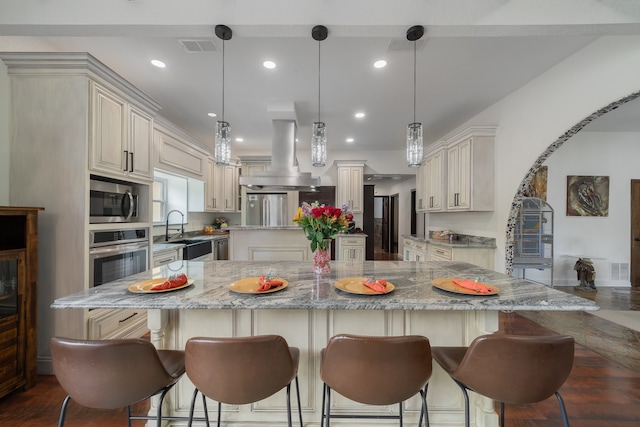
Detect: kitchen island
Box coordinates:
(52, 260, 597, 427)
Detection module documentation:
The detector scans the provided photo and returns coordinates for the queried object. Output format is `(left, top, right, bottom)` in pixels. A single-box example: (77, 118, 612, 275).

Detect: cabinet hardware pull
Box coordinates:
(123, 150, 129, 171)
(130, 152, 134, 172)
(157, 258, 172, 264)
(119, 312, 138, 323)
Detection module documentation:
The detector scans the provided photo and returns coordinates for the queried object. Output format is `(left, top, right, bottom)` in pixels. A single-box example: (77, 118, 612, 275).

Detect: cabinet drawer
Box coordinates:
(430, 245, 452, 261)
(88, 309, 148, 340)
(340, 237, 365, 246)
(414, 241, 427, 252)
(153, 250, 179, 267)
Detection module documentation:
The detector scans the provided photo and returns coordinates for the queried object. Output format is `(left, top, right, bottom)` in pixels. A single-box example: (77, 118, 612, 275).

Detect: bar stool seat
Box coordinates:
(320, 334, 432, 426)
(51, 337, 186, 427)
(185, 335, 303, 427)
(431, 333, 575, 427)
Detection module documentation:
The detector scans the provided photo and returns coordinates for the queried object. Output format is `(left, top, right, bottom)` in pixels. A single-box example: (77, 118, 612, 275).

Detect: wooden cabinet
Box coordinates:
(0, 207, 42, 399)
(87, 308, 148, 340)
(207, 160, 239, 212)
(428, 243, 494, 269)
(335, 161, 365, 213)
(89, 81, 154, 182)
(336, 235, 366, 262)
(445, 127, 495, 211)
(153, 248, 182, 267)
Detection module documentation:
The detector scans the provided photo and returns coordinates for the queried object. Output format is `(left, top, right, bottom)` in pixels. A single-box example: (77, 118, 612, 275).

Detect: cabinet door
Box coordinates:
(426, 151, 443, 211)
(337, 166, 363, 212)
(447, 139, 471, 210)
(349, 167, 363, 212)
(222, 165, 237, 212)
(90, 83, 127, 176)
(128, 106, 153, 181)
(416, 163, 427, 212)
(456, 139, 472, 209)
(205, 158, 216, 211)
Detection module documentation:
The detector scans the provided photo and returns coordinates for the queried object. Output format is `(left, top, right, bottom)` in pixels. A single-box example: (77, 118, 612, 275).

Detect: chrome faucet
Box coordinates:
(165, 210, 185, 241)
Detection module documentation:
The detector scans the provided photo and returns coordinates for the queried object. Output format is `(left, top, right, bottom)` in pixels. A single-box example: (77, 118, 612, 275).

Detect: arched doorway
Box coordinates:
(504, 90, 640, 280)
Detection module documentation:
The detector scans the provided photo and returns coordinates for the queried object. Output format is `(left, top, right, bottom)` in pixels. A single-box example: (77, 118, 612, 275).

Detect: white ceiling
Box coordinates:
(1, 0, 639, 159)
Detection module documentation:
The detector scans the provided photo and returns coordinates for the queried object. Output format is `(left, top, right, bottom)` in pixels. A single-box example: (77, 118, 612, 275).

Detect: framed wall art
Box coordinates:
(566, 175, 609, 217)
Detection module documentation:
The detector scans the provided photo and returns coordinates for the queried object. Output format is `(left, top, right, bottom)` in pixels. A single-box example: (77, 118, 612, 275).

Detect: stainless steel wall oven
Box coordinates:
(89, 229, 149, 287)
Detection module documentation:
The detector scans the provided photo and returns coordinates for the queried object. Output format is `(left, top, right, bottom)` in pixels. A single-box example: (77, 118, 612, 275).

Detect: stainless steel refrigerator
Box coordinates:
(245, 193, 288, 226)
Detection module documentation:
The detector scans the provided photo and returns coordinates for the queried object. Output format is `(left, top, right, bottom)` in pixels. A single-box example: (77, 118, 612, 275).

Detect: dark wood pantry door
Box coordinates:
(631, 180, 640, 287)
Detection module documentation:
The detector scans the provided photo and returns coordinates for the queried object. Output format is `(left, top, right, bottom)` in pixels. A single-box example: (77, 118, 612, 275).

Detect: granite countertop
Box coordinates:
(224, 225, 301, 231)
(404, 234, 497, 249)
(51, 261, 597, 312)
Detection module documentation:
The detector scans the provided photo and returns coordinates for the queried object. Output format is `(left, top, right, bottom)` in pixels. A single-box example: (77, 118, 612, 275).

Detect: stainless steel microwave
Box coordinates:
(89, 178, 139, 223)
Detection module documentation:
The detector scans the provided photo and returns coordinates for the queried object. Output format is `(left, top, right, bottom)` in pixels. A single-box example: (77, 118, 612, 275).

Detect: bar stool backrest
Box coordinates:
(185, 335, 297, 405)
(320, 334, 432, 405)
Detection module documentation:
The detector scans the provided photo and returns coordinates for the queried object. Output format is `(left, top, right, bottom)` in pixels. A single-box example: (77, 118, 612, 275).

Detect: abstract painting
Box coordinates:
(566, 175, 609, 216)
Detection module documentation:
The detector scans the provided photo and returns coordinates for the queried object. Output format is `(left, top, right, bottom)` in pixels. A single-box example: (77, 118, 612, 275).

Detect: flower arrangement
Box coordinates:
(293, 202, 353, 252)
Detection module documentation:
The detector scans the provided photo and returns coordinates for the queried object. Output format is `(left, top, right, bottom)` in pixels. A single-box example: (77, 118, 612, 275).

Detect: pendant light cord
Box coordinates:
(413, 39, 416, 124)
(317, 39, 321, 123)
(221, 39, 225, 123)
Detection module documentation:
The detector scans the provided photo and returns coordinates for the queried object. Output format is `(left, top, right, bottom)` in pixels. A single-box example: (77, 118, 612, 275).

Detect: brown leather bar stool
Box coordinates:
(320, 334, 432, 427)
(431, 333, 575, 427)
(185, 335, 303, 427)
(51, 337, 186, 427)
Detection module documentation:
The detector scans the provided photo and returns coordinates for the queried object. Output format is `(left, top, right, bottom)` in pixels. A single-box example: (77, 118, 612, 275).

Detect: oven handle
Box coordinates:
(89, 241, 149, 258)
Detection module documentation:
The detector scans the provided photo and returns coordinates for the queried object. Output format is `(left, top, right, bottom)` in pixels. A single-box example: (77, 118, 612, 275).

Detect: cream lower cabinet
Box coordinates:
(153, 248, 183, 267)
(403, 237, 428, 261)
(161, 308, 498, 427)
(87, 309, 148, 340)
(89, 81, 154, 182)
(429, 243, 495, 269)
(336, 235, 366, 262)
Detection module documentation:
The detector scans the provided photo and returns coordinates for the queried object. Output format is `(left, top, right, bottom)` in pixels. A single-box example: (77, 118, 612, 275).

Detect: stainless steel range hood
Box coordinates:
(239, 119, 321, 191)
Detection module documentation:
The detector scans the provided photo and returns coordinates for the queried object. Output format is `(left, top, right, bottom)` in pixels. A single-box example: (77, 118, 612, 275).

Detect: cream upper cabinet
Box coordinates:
(425, 149, 445, 212)
(335, 161, 365, 213)
(445, 127, 495, 212)
(89, 81, 154, 181)
(207, 160, 239, 212)
(415, 162, 427, 212)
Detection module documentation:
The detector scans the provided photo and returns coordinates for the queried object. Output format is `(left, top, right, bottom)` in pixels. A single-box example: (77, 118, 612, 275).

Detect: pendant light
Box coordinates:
(311, 25, 328, 167)
(214, 24, 232, 165)
(406, 25, 424, 168)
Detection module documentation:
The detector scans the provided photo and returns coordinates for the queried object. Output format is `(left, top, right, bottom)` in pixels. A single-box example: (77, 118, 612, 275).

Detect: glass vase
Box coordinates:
(313, 248, 331, 274)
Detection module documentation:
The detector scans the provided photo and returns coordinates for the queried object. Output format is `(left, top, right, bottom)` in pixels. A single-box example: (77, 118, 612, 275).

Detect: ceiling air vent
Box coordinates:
(178, 39, 217, 53)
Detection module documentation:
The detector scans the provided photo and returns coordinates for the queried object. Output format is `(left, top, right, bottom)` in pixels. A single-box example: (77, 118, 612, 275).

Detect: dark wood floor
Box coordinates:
(1, 288, 639, 426)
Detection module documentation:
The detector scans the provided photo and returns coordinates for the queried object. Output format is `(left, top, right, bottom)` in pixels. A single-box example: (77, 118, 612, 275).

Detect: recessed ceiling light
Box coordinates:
(208, 112, 217, 117)
(355, 112, 365, 118)
(235, 138, 244, 142)
(373, 59, 387, 69)
(346, 138, 354, 143)
(150, 59, 166, 68)
(263, 60, 276, 69)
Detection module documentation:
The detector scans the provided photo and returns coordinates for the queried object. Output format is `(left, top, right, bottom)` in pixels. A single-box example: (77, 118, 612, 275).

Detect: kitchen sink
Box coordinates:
(172, 239, 212, 260)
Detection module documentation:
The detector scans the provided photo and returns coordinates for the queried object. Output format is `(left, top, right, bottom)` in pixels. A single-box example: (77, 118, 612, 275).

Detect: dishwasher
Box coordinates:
(213, 238, 229, 260)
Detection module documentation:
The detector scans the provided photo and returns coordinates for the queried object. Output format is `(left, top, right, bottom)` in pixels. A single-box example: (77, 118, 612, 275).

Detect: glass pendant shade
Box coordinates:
(214, 120, 231, 165)
(406, 122, 423, 167)
(311, 121, 327, 167)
